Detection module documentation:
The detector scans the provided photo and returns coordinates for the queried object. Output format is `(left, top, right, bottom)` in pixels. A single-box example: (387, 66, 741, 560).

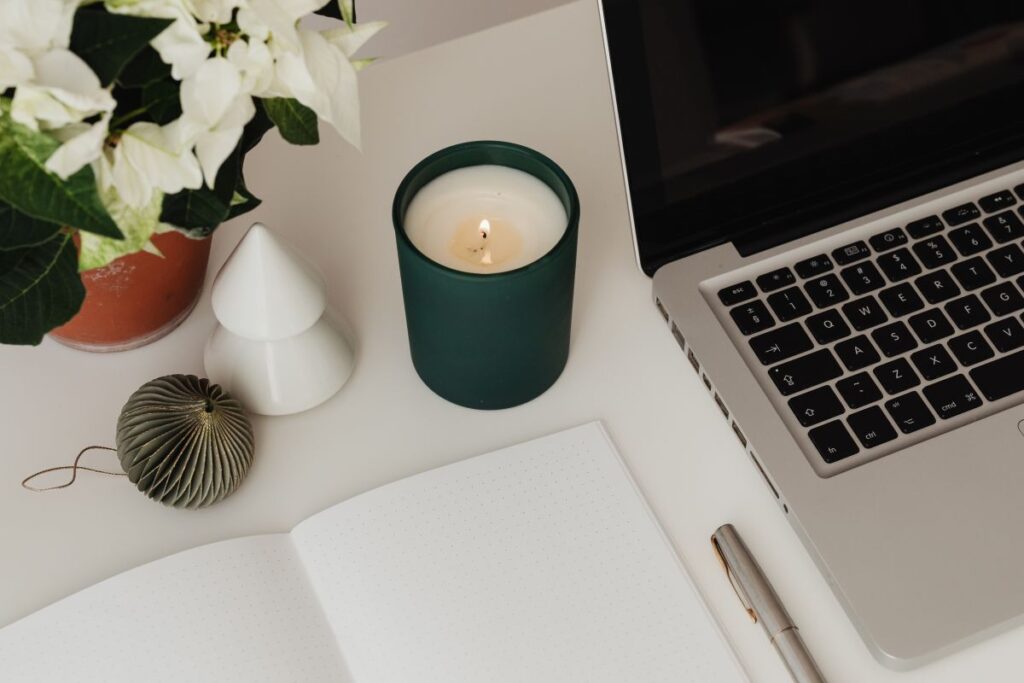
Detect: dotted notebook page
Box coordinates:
(0, 534, 351, 683)
(292, 422, 747, 683)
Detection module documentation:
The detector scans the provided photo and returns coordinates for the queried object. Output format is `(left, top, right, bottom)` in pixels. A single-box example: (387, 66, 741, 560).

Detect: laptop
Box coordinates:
(599, 0, 1024, 669)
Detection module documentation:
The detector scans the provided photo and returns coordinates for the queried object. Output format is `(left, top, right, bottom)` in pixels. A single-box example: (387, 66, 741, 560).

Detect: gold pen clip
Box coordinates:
(711, 535, 758, 624)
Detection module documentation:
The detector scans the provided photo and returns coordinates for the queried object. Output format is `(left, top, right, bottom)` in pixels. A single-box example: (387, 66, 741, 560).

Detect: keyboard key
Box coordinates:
(986, 243, 1024, 277)
(873, 358, 921, 394)
(906, 215, 944, 238)
(878, 284, 924, 317)
(803, 274, 849, 309)
(944, 294, 991, 329)
(876, 248, 921, 282)
(767, 286, 812, 321)
(871, 321, 917, 357)
(808, 420, 859, 463)
(788, 386, 844, 427)
(832, 241, 870, 265)
(981, 282, 1024, 317)
(914, 270, 960, 303)
(847, 406, 898, 449)
(768, 349, 843, 396)
(749, 323, 813, 365)
(948, 223, 992, 256)
(909, 309, 955, 343)
(950, 257, 996, 291)
(805, 309, 851, 344)
(979, 190, 1017, 213)
(983, 211, 1024, 243)
(913, 237, 957, 269)
(911, 345, 957, 380)
(869, 228, 908, 252)
(1014, 183, 1024, 200)
(730, 301, 775, 335)
(971, 349, 1024, 400)
(794, 254, 833, 278)
(948, 331, 994, 366)
(884, 392, 936, 434)
(840, 262, 886, 295)
(942, 202, 981, 226)
(842, 296, 888, 331)
(984, 317, 1024, 353)
(835, 335, 881, 371)
(836, 372, 883, 409)
(756, 268, 796, 292)
(718, 281, 757, 306)
(923, 375, 984, 418)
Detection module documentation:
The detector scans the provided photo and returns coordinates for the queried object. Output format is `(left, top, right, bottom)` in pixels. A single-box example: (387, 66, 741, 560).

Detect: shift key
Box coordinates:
(769, 349, 843, 396)
(970, 349, 1024, 401)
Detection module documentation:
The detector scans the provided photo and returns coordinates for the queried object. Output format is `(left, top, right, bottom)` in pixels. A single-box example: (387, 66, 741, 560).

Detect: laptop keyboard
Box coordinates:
(720, 186, 1024, 465)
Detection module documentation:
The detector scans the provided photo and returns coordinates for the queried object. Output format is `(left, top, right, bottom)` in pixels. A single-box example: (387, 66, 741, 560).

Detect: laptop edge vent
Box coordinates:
(654, 296, 788, 512)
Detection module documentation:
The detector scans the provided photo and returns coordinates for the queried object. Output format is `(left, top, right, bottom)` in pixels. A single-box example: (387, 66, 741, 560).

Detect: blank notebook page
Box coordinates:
(0, 535, 349, 683)
(293, 422, 747, 683)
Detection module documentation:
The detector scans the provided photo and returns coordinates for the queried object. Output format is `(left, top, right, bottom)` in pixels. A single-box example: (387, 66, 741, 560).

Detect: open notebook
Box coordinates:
(0, 423, 746, 683)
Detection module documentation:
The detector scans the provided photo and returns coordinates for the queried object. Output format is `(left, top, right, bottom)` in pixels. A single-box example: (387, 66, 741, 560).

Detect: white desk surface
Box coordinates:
(1, 2, 1019, 681)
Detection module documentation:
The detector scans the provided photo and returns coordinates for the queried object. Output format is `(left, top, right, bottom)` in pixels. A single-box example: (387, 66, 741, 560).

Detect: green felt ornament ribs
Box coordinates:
(116, 375, 254, 508)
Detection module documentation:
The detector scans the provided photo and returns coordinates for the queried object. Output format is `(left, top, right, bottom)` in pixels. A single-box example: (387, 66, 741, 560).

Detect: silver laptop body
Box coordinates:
(600, 0, 1024, 668)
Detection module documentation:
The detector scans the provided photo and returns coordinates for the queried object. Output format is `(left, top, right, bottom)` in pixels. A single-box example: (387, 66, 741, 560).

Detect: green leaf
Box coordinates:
(0, 201, 62, 250)
(241, 99, 274, 154)
(0, 231, 85, 345)
(141, 78, 181, 125)
(315, 0, 343, 20)
(117, 46, 172, 88)
(161, 191, 228, 235)
(69, 8, 173, 86)
(262, 98, 319, 145)
(160, 142, 243, 235)
(0, 115, 122, 239)
(78, 187, 163, 271)
(227, 177, 261, 220)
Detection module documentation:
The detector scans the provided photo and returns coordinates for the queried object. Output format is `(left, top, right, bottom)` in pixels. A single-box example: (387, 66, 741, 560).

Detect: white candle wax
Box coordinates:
(403, 165, 568, 274)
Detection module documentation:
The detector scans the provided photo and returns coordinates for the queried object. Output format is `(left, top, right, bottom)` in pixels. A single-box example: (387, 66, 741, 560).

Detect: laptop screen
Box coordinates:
(602, 1, 1024, 274)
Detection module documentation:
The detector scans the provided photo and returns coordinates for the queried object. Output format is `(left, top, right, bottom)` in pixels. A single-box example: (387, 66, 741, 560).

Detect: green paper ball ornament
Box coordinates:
(116, 375, 255, 509)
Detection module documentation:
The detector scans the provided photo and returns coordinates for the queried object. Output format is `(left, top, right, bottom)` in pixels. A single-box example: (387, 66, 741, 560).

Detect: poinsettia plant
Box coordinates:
(0, 0, 382, 345)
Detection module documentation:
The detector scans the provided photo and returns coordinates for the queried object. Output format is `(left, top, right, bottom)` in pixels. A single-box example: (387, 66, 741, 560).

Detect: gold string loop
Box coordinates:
(22, 446, 126, 492)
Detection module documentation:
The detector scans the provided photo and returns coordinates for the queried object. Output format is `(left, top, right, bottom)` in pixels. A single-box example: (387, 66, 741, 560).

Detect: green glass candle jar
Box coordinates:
(392, 141, 580, 409)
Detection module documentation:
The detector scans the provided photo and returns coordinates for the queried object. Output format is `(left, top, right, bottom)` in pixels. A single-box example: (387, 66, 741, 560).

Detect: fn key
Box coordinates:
(808, 420, 859, 463)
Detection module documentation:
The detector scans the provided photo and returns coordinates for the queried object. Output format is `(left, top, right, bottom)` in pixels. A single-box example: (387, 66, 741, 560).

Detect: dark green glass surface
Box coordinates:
(392, 141, 579, 409)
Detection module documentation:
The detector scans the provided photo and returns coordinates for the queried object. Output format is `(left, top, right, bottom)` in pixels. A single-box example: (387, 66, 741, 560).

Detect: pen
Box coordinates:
(712, 524, 827, 683)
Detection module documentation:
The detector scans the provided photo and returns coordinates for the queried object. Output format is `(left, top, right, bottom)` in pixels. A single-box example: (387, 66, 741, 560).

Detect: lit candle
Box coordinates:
(393, 141, 579, 409)
(403, 165, 568, 274)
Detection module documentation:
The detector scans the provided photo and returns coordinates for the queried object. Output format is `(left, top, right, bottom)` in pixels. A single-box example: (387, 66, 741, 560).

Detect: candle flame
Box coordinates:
(479, 218, 491, 239)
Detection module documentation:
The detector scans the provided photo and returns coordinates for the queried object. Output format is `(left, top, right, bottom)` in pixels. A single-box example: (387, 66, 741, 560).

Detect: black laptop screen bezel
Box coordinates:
(602, 0, 1024, 276)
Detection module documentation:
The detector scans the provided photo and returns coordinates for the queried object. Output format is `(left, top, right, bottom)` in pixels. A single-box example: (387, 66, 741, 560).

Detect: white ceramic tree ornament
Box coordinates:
(204, 223, 355, 415)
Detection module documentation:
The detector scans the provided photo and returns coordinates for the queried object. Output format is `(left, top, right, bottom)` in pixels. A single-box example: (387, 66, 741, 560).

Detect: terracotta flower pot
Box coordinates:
(50, 231, 212, 352)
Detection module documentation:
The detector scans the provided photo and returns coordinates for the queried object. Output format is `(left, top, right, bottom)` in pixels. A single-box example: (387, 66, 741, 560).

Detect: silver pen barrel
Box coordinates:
(773, 627, 826, 683)
(712, 524, 828, 683)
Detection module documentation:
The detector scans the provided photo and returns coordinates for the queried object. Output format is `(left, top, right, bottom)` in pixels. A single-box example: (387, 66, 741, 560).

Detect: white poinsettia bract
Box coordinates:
(0, 0, 381, 271)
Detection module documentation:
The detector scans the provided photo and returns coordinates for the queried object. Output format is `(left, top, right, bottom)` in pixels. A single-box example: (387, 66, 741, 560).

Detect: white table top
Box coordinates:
(1, 2, 1020, 681)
